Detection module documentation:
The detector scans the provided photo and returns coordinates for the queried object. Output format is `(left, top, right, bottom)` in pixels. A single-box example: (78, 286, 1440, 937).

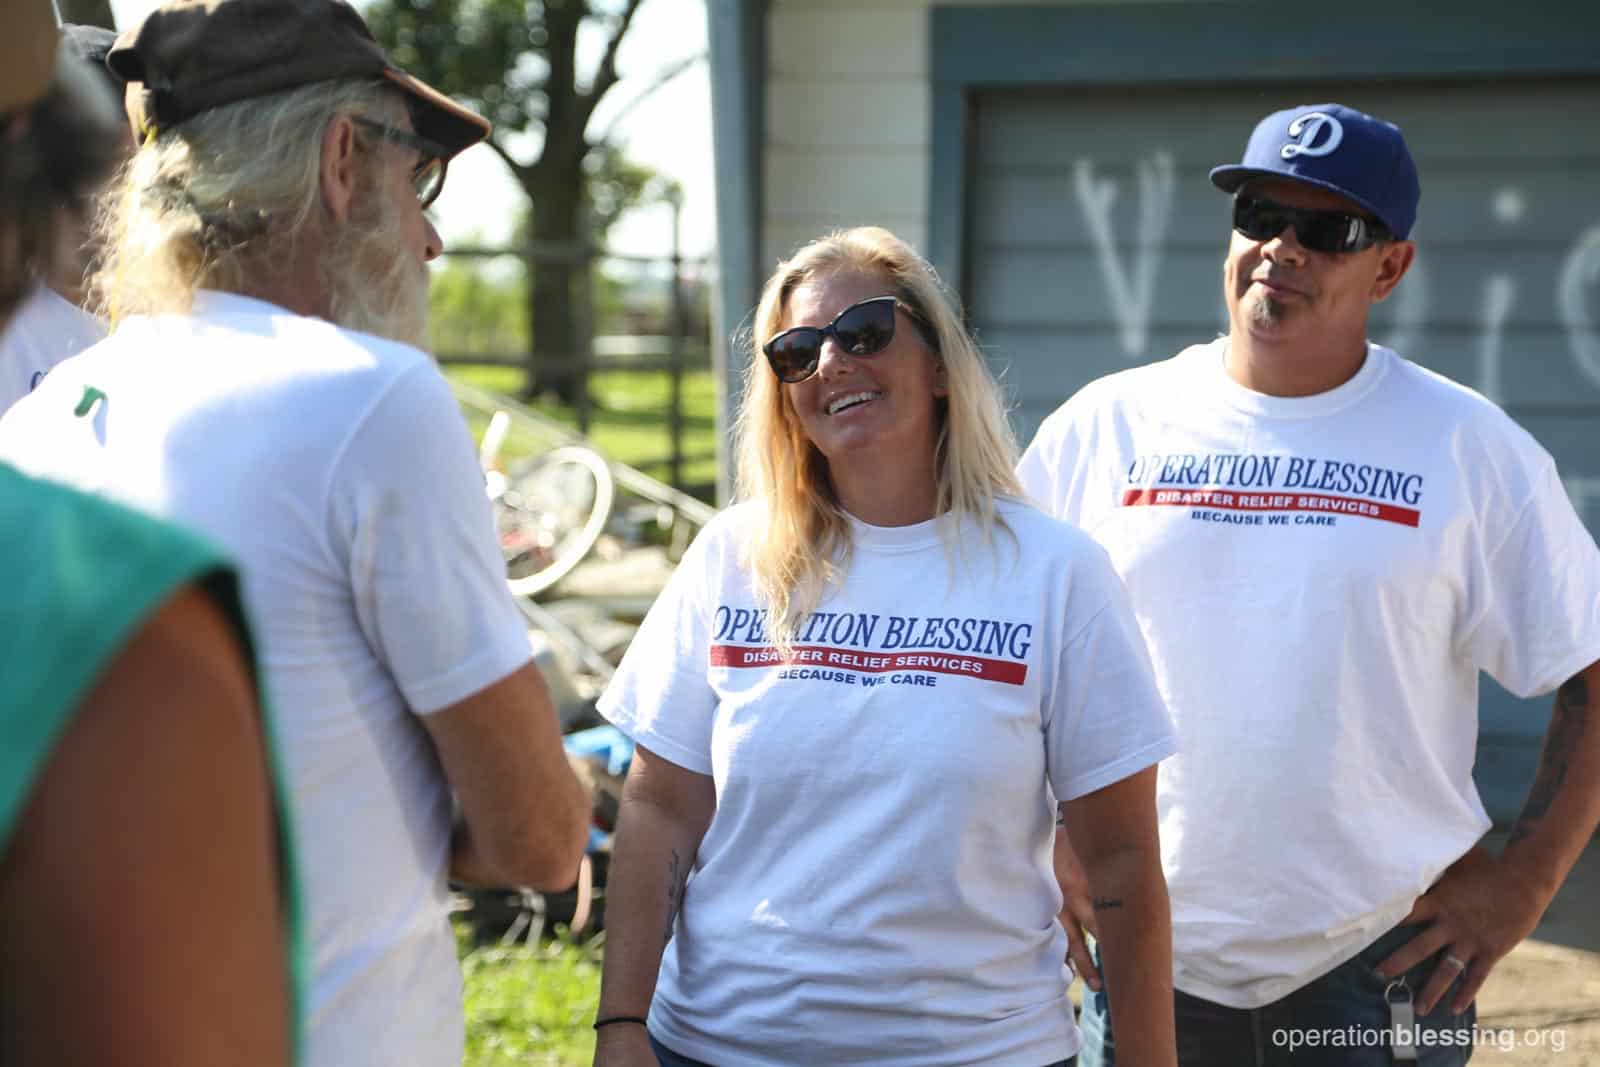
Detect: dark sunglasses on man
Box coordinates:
(1232, 192, 1393, 254)
(762, 295, 936, 383)
(352, 116, 449, 208)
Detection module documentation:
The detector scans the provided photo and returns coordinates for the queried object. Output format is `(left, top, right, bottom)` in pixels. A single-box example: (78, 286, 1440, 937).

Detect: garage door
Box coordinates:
(965, 80, 1600, 820)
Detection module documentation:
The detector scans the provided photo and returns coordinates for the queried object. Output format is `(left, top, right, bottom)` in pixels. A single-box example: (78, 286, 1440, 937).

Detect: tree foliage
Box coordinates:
(365, 0, 673, 400)
(428, 253, 637, 362)
(429, 259, 527, 359)
(368, 0, 570, 155)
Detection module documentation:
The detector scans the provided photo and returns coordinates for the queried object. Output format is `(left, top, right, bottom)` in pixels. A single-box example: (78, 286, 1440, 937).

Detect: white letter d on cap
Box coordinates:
(1281, 113, 1343, 159)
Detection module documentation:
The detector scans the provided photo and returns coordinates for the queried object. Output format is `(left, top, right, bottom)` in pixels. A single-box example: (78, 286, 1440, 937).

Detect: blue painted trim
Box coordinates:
(706, 0, 767, 503)
(927, 84, 968, 310)
(932, 2, 1600, 87)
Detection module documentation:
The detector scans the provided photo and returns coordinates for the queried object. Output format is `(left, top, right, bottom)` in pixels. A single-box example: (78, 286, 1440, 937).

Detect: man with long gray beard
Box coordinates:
(0, 2, 590, 1066)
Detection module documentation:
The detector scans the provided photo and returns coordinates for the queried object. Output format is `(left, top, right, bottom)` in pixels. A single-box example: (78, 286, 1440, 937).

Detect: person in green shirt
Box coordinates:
(0, 463, 302, 1067)
(0, 6, 301, 1064)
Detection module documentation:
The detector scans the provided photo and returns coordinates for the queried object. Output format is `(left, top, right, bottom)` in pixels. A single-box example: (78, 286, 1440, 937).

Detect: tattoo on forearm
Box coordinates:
(1092, 897, 1124, 911)
(663, 849, 685, 945)
(1509, 674, 1590, 846)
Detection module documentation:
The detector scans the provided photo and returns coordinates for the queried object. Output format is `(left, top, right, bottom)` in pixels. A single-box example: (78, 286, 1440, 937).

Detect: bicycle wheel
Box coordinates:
(495, 445, 616, 598)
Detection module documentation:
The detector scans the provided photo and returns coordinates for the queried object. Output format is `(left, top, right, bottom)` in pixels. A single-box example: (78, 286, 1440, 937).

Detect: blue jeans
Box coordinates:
(1078, 923, 1476, 1066)
(649, 1035, 712, 1067)
(650, 1034, 1075, 1067)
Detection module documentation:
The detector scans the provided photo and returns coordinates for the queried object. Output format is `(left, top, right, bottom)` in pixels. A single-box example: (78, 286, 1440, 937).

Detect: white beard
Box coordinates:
(323, 172, 430, 349)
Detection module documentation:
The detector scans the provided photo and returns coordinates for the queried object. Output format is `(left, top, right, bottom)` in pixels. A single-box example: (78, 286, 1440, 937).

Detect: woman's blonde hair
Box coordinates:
(90, 78, 408, 324)
(733, 226, 1022, 652)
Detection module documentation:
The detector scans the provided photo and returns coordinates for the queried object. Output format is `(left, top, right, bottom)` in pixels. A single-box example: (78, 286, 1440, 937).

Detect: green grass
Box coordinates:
(445, 363, 721, 495)
(451, 925, 1085, 1067)
(458, 924, 601, 1067)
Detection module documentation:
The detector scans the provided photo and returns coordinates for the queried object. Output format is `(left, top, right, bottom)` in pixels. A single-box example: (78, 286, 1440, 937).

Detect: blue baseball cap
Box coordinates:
(1209, 103, 1420, 240)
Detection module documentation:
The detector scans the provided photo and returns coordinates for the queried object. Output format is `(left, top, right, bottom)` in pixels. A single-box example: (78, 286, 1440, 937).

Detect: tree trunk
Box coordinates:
(524, 161, 588, 404)
(56, 0, 116, 28)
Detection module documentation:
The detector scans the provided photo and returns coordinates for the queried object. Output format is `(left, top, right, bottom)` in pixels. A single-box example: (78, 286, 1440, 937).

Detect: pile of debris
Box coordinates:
(450, 378, 716, 944)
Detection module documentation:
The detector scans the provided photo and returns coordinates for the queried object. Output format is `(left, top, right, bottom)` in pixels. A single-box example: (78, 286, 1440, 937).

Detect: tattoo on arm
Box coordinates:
(1092, 897, 1124, 911)
(663, 849, 685, 945)
(1509, 674, 1590, 846)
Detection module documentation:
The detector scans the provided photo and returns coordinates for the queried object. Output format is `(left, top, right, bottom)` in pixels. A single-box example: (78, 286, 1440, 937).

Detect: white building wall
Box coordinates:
(762, 0, 1195, 269)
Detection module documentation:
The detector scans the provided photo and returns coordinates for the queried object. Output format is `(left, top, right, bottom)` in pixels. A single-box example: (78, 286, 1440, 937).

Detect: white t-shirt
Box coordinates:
(1017, 339, 1600, 1009)
(600, 498, 1175, 1067)
(0, 291, 534, 1067)
(0, 286, 106, 414)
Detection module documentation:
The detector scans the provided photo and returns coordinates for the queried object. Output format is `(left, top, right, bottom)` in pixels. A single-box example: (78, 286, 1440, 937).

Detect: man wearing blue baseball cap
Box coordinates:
(1020, 103, 1600, 1065)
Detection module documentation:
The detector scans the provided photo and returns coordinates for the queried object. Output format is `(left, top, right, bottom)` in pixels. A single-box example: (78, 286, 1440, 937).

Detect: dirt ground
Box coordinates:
(1468, 831, 1600, 1066)
(1065, 831, 1600, 1064)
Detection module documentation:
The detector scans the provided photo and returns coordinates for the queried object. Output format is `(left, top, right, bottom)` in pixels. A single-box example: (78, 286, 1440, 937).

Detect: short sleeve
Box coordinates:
(329, 364, 531, 714)
(1017, 411, 1067, 514)
(1042, 543, 1177, 802)
(1462, 461, 1600, 698)
(597, 521, 723, 776)
(1019, 400, 1099, 527)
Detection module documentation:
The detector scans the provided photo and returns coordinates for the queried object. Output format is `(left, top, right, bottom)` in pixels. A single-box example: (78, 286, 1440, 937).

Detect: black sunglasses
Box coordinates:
(352, 116, 449, 208)
(762, 295, 933, 383)
(1232, 193, 1393, 254)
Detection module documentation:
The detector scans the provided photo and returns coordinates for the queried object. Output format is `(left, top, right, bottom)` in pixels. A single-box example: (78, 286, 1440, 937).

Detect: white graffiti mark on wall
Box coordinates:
(1073, 151, 1175, 357)
(1493, 189, 1525, 224)
(1471, 187, 1525, 400)
(1376, 187, 1594, 403)
(1559, 225, 1600, 392)
(1477, 275, 1515, 405)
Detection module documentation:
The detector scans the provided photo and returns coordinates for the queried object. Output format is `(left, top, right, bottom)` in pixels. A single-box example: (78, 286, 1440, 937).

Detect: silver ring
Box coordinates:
(1443, 953, 1467, 971)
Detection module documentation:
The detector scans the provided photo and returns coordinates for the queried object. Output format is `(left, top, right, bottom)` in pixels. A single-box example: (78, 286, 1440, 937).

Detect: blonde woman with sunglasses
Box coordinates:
(594, 227, 1178, 1067)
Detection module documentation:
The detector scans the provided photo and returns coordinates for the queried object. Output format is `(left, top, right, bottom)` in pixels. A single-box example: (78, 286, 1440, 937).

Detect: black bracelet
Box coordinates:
(593, 1015, 649, 1030)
